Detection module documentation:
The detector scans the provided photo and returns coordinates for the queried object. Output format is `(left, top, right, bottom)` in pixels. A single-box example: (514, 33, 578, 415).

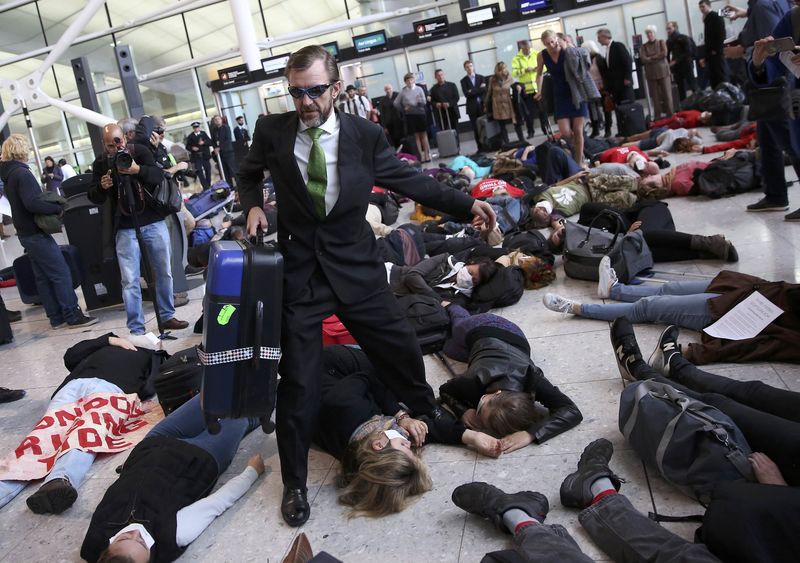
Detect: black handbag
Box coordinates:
(563, 210, 625, 281)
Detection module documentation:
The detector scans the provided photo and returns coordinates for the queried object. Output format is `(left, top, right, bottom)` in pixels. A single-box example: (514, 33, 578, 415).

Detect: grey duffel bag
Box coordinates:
(619, 379, 755, 504)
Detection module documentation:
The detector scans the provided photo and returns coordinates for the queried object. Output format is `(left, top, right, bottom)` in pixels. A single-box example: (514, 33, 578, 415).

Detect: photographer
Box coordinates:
(88, 120, 189, 340)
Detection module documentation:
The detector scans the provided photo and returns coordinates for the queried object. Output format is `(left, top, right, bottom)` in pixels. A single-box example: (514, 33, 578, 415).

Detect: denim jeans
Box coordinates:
(18, 233, 80, 326)
(145, 394, 259, 473)
(580, 279, 717, 331)
(115, 220, 175, 335)
(0, 378, 123, 509)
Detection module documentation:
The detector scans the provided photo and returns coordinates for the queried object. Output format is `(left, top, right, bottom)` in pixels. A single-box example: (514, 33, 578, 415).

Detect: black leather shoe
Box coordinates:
(452, 482, 549, 533)
(281, 487, 310, 527)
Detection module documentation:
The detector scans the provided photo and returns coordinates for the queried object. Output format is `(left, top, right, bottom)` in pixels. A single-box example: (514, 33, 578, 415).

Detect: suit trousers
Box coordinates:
(277, 267, 437, 488)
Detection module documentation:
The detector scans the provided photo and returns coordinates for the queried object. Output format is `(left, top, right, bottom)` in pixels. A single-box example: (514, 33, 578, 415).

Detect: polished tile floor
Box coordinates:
(0, 127, 798, 562)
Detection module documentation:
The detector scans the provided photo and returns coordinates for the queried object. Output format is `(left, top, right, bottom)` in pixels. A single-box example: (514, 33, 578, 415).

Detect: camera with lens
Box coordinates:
(108, 137, 133, 169)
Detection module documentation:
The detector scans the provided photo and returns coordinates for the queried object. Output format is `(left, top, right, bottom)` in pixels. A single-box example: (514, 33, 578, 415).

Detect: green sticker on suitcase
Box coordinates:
(217, 304, 236, 325)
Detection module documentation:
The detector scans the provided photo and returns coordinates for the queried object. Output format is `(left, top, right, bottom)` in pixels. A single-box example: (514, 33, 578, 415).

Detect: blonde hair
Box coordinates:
(337, 431, 432, 517)
(1, 134, 30, 162)
(541, 29, 556, 42)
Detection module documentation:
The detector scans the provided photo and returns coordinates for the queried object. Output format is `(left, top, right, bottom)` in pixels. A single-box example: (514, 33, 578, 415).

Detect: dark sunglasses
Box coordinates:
(287, 82, 337, 100)
(154, 127, 165, 134)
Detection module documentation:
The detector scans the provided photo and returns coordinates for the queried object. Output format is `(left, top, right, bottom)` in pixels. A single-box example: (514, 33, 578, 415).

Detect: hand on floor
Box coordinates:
(750, 452, 787, 486)
(500, 430, 534, 454)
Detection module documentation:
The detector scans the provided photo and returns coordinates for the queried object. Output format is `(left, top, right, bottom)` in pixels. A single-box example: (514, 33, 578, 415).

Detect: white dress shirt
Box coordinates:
(294, 109, 341, 215)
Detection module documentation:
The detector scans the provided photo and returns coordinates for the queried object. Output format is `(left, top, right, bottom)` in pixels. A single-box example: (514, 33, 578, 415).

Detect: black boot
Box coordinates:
(690, 234, 738, 262)
(560, 439, 622, 508)
(452, 482, 549, 533)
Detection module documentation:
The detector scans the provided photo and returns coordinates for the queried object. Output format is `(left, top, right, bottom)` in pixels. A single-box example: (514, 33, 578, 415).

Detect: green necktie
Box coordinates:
(305, 127, 327, 218)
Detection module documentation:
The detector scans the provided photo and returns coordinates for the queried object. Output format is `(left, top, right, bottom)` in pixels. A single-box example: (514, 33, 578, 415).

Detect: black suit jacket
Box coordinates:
(460, 74, 487, 118)
(703, 11, 726, 57)
(237, 111, 475, 305)
(598, 41, 634, 102)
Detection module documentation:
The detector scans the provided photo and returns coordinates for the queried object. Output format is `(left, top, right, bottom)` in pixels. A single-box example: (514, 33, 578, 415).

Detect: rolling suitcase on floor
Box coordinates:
(185, 183, 233, 219)
(60, 173, 93, 199)
(13, 244, 83, 305)
(616, 101, 646, 136)
(198, 235, 283, 433)
(477, 115, 502, 151)
(436, 108, 459, 157)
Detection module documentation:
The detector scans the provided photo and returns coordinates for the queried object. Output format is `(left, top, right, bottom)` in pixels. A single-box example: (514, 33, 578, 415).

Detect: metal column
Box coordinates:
(71, 56, 106, 156)
(114, 44, 145, 118)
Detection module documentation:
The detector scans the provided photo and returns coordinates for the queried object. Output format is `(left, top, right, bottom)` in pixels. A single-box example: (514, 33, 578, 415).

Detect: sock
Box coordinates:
(590, 477, 617, 505)
(629, 358, 650, 379)
(502, 508, 539, 534)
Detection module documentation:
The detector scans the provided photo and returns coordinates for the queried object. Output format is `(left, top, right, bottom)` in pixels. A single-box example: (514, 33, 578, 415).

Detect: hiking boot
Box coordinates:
(747, 197, 789, 212)
(690, 235, 738, 262)
(452, 482, 549, 533)
(67, 312, 98, 329)
(786, 208, 800, 222)
(609, 318, 644, 382)
(648, 325, 681, 376)
(0, 387, 26, 403)
(26, 478, 78, 514)
(598, 256, 618, 298)
(560, 439, 622, 509)
(542, 293, 576, 315)
(162, 318, 189, 330)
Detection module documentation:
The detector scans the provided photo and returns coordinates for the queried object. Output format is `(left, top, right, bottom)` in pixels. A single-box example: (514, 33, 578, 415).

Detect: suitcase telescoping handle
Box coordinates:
(437, 106, 452, 130)
(253, 300, 264, 370)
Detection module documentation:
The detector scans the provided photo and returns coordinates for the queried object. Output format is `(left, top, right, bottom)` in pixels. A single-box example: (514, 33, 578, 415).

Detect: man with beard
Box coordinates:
(237, 45, 496, 528)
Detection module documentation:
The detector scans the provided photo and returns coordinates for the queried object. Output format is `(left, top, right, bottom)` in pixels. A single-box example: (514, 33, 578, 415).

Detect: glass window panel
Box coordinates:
(263, 0, 349, 38)
(52, 37, 122, 101)
(140, 70, 203, 124)
(184, 4, 238, 58)
(0, 5, 48, 56)
(27, 105, 69, 160)
(115, 15, 192, 76)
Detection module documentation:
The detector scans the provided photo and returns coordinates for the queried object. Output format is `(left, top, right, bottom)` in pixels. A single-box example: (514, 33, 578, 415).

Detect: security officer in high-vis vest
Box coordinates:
(512, 40, 549, 138)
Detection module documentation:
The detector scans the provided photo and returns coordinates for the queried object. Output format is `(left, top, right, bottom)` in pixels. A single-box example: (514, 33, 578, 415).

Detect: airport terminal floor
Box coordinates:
(1, 126, 799, 561)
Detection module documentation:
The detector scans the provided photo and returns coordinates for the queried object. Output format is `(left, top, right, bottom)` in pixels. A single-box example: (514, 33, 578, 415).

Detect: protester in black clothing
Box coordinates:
(429, 68, 460, 134)
(185, 122, 212, 190)
(666, 21, 697, 101)
(314, 346, 502, 517)
(438, 305, 583, 453)
(699, 0, 729, 88)
(461, 60, 487, 145)
(211, 115, 238, 189)
(547, 200, 739, 263)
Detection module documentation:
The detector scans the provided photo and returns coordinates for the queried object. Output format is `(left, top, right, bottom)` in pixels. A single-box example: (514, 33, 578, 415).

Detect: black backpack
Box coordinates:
(153, 347, 203, 414)
(693, 152, 758, 198)
(396, 294, 450, 354)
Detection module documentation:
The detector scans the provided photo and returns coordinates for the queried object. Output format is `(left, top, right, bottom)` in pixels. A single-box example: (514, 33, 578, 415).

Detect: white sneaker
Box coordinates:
(597, 256, 618, 299)
(542, 293, 576, 315)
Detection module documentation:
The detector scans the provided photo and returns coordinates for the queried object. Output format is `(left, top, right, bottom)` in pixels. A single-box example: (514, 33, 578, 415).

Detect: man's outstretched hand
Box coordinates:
(471, 199, 497, 232)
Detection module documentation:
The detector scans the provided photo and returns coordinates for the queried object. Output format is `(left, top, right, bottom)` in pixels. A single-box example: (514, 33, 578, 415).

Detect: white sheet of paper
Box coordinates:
(703, 291, 784, 340)
(779, 51, 800, 79)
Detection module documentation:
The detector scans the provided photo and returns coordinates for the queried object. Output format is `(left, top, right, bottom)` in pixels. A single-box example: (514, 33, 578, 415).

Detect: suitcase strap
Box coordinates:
(197, 345, 282, 365)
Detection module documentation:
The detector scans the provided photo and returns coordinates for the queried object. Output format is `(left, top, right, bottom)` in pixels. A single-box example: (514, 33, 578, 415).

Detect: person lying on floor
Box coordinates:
(388, 252, 498, 302)
(607, 318, 800, 563)
(313, 345, 502, 517)
(80, 394, 263, 563)
(648, 109, 712, 130)
(546, 200, 739, 263)
(619, 127, 703, 156)
(527, 170, 639, 229)
(595, 146, 661, 176)
(0, 333, 159, 515)
(544, 260, 800, 364)
(438, 302, 582, 453)
(451, 438, 722, 563)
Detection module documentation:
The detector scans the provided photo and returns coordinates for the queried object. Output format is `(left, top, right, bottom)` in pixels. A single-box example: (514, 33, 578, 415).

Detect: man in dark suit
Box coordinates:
(460, 60, 487, 145)
(184, 122, 212, 190)
(596, 28, 635, 137)
(211, 115, 238, 189)
(430, 68, 460, 133)
(238, 45, 496, 527)
(699, 0, 729, 88)
(378, 83, 402, 147)
(666, 21, 697, 102)
(233, 115, 250, 163)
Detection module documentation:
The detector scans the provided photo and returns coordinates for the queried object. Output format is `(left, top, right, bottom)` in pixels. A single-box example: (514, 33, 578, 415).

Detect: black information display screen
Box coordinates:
(353, 30, 389, 54)
(218, 64, 250, 87)
(413, 15, 449, 41)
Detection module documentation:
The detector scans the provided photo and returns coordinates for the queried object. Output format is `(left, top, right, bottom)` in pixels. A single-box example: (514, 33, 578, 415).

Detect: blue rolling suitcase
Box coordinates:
(185, 183, 233, 219)
(198, 237, 283, 433)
